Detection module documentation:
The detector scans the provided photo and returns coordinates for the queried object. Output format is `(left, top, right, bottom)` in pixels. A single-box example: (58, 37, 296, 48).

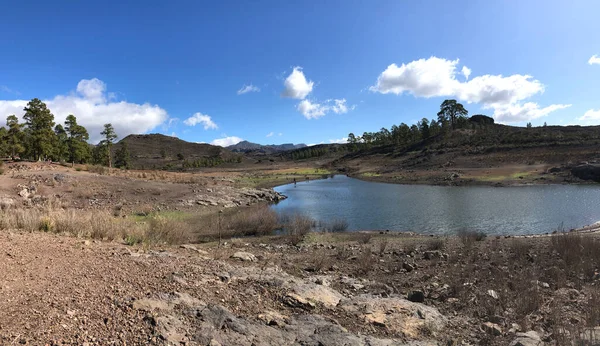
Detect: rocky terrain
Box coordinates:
(0, 227, 599, 345)
(0, 162, 285, 213)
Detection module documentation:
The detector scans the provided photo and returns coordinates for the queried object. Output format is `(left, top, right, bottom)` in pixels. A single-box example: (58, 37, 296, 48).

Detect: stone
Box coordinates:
(180, 244, 209, 255)
(230, 251, 257, 262)
(340, 295, 447, 339)
(290, 283, 343, 308)
(509, 331, 542, 346)
(402, 262, 415, 272)
(132, 298, 170, 312)
(482, 322, 503, 336)
(487, 289, 499, 299)
(407, 290, 425, 303)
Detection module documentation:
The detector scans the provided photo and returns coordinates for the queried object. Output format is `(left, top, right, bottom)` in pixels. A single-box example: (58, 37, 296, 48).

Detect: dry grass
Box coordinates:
(456, 229, 487, 247)
(229, 206, 279, 236)
(0, 207, 194, 247)
(281, 214, 315, 245)
(550, 231, 600, 282)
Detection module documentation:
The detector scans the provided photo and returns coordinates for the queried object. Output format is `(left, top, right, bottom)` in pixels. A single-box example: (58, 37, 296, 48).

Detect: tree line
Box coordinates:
(0, 98, 130, 168)
(347, 99, 484, 149)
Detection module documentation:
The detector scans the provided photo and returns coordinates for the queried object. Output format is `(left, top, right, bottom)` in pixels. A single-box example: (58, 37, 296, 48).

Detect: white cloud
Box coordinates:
(266, 132, 274, 137)
(278, 132, 282, 136)
(493, 103, 571, 123)
(183, 112, 218, 129)
(210, 136, 243, 147)
(370, 56, 570, 123)
(589, 55, 600, 65)
(297, 99, 351, 119)
(237, 84, 260, 95)
(329, 137, 348, 144)
(461, 66, 471, 80)
(0, 78, 169, 143)
(579, 109, 600, 122)
(281, 67, 314, 99)
(297, 100, 327, 119)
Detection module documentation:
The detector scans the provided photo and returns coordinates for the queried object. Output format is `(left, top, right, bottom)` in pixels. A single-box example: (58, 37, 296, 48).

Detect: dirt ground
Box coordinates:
(0, 229, 598, 345)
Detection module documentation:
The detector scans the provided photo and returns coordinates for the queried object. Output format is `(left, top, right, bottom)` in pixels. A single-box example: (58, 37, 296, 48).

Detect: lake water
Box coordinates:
(271, 175, 600, 235)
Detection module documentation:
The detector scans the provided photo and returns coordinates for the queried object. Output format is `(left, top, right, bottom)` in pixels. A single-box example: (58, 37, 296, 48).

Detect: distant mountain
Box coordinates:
(227, 141, 307, 153)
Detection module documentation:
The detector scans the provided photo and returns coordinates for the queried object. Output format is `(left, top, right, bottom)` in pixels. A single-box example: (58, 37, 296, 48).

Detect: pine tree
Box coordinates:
(99, 123, 118, 168)
(53, 124, 68, 162)
(114, 142, 131, 169)
(6, 115, 25, 158)
(65, 115, 91, 163)
(23, 98, 56, 160)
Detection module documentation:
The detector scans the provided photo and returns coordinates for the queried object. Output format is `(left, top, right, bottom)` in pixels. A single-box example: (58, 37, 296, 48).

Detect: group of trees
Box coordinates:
(347, 99, 474, 149)
(0, 98, 126, 168)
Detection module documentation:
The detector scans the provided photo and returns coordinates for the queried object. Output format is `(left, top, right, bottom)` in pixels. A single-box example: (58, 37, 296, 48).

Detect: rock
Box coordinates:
(283, 293, 315, 309)
(340, 295, 447, 339)
(423, 250, 447, 260)
(180, 244, 209, 255)
(407, 290, 425, 303)
(290, 282, 344, 308)
(258, 310, 287, 326)
(509, 331, 543, 346)
(571, 164, 600, 182)
(402, 261, 415, 272)
(132, 298, 170, 312)
(0, 197, 15, 210)
(482, 322, 503, 336)
(230, 251, 257, 262)
(18, 188, 30, 198)
(487, 289, 499, 299)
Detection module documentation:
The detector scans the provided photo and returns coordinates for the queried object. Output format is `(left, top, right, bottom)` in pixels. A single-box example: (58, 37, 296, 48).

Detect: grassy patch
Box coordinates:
(361, 172, 382, 177)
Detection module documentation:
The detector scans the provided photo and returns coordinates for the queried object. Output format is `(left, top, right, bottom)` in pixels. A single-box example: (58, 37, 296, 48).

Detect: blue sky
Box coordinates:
(1, 1, 599, 145)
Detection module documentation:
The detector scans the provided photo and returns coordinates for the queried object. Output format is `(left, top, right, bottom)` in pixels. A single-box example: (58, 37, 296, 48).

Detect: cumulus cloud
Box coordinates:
(0, 78, 169, 143)
(281, 67, 314, 99)
(329, 137, 348, 144)
(210, 136, 243, 147)
(370, 56, 570, 123)
(266, 132, 274, 137)
(589, 55, 600, 65)
(237, 84, 260, 95)
(297, 99, 351, 119)
(461, 66, 471, 80)
(579, 109, 600, 122)
(183, 112, 218, 129)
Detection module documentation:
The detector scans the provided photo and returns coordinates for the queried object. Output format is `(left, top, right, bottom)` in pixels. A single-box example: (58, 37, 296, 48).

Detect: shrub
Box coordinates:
(146, 216, 192, 245)
(425, 238, 446, 251)
(457, 229, 487, 246)
(230, 206, 279, 236)
(0, 160, 4, 175)
(326, 219, 349, 233)
(39, 216, 56, 232)
(282, 214, 315, 245)
(87, 165, 109, 175)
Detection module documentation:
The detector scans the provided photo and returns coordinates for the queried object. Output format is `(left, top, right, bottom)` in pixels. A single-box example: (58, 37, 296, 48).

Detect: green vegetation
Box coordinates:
(0, 99, 109, 166)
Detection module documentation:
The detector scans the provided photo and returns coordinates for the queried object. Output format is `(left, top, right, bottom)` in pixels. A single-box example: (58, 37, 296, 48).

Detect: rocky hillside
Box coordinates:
(113, 134, 242, 170)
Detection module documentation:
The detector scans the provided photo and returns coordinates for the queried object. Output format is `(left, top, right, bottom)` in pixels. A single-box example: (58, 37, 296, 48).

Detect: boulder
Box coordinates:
(482, 322, 503, 336)
(340, 295, 447, 339)
(571, 164, 600, 182)
(509, 331, 543, 346)
(407, 290, 425, 303)
(231, 251, 257, 262)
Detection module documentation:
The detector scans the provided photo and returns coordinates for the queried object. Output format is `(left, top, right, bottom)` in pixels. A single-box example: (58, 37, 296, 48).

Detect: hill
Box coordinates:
(114, 134, 242, 170)
(227, 140, 306, 154)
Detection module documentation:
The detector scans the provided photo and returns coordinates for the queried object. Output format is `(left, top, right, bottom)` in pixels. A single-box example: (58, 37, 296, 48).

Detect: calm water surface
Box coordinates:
(271, 175, 600, 235)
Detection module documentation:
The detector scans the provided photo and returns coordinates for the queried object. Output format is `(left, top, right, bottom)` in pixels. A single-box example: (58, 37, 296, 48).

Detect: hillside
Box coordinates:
(114, 134, 242, 170)
(331, 123, 600, 185)
(227, 140, 306, 154)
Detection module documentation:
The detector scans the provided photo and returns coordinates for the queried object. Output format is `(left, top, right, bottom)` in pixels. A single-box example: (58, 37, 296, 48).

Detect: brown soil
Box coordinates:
(0, 230, 598, 345)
